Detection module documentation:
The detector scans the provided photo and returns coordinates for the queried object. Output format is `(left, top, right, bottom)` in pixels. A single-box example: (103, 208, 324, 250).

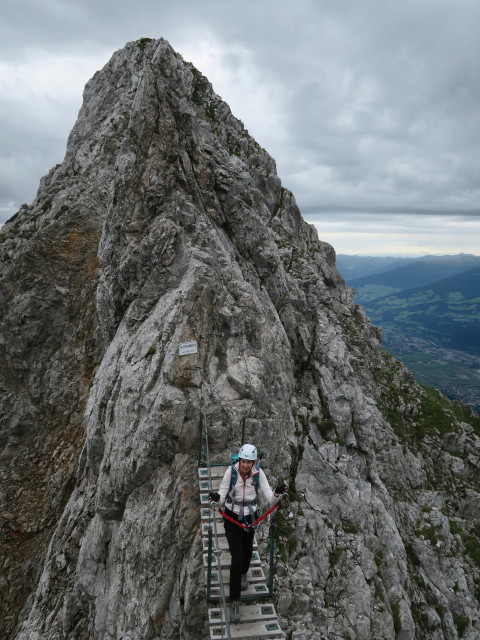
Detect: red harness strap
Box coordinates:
(218, 498, 283, 530)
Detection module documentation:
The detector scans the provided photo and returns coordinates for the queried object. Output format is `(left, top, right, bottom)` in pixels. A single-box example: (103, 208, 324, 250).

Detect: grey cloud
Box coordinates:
(302, 206, 480, 218)
(1, 0, 479, 238)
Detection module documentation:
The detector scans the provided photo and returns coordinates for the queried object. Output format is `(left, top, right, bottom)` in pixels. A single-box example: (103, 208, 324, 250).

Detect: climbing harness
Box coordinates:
(213, 498, 284, 531)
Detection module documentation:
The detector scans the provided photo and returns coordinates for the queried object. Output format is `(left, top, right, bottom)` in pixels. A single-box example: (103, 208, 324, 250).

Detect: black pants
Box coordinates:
(224, 508, 255, 601)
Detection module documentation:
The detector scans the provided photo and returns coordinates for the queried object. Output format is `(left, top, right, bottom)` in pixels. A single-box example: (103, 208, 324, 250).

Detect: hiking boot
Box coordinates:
(240, 573, 249, 591)
(230, 600, 240, 624)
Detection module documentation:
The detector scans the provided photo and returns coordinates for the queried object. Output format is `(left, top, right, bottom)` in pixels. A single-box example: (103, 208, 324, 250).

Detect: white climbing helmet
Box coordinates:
(238, 443, 257, 460)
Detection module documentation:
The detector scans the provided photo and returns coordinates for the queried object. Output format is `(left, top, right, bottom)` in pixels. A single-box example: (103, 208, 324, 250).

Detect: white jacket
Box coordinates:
(218, 463, 279, 515)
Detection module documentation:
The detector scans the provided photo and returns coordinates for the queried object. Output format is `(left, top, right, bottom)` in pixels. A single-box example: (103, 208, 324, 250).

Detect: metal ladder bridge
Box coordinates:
(198, 463, 285, 639)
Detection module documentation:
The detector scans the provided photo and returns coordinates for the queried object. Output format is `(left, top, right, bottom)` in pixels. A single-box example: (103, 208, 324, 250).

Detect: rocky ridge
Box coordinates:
(1, 38, 479, 640)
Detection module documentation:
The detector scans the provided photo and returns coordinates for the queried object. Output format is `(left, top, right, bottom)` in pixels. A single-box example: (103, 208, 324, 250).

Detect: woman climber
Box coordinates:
(209, 443, 286, 624)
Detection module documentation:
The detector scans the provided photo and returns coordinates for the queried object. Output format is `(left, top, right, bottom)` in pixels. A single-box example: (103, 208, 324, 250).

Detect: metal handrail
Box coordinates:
(268, 523, 276, 597)
(206, 529, 213, 601)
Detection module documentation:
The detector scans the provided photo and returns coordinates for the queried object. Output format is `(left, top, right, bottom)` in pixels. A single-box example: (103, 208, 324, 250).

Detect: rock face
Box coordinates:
(1, 38, 479, 640)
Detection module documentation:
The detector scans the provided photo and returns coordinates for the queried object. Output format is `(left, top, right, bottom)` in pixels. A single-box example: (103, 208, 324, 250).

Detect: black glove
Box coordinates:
(209, 491, 220, 502)
(274, 482, 286, 495)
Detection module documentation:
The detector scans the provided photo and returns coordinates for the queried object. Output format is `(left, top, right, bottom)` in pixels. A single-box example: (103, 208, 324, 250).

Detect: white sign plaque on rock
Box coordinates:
(179, 341, 198, 356)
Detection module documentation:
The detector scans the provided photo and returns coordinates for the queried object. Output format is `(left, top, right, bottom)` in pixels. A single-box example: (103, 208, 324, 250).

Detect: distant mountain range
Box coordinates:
(336, 254, 416, 280)
(336, 254, 480, 410)
(338, 253, 480, 294)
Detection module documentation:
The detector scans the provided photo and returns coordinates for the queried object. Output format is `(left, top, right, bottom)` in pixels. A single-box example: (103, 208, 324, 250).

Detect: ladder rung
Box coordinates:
(200, 508, 222, 520)
(202, 536, 257, 551)
(199, 467, 227, 479)
(206, 567, 265, 586)
(210, 620, 285, 639)
(208, 602, 278, 624)
(208, 582, 270, 600)
(203, 550, 260, 568)
(202, 522, 226, 536)
(199, 479, 222, 492)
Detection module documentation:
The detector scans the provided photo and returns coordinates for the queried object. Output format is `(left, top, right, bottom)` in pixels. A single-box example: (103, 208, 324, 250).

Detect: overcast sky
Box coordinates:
(1, 0, 479, 256)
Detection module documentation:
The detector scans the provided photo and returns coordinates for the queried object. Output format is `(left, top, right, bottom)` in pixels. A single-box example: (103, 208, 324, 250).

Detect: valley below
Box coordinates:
(381, 330, 480, 411)
(336, 254, 480, 412)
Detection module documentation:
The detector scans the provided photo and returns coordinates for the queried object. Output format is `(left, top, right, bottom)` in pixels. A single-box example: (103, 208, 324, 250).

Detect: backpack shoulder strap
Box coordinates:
(253, 465, 260, 491)
(229, 463, 237, 491)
